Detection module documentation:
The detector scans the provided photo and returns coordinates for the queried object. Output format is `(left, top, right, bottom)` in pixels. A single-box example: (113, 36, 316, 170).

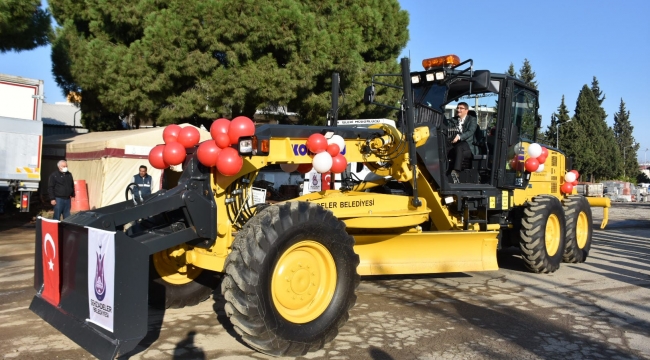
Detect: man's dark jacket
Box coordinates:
(48, 171, 75, 200)
(445, 115, 479, 155)
(132, 174, 153, 196)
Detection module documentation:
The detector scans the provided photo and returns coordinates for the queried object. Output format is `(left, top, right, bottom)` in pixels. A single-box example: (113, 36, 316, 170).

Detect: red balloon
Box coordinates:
(306, 133, 328, 154)
(524, 158, 540, 172)
(163, 124, 182, 144)
(197, 140, 222, 167)
(210, 118, 231, 139)
(537, 151, 548, 164)
(510, 157, 524, 171)
(163, 141, 186, 165)
(148, 145, 168, 169)
(216, 147, 243, 176)
(330, 154, 348, 173)
(570, 170, 579, 180)
(177, 126, 201, 148)
(572, 180, 578, 186)
(228, 116, 256, 145)
(326, 143, 340, 157)
(561, 182, 574, 194)
(297, 163, 313, 174)
(214, 133, 230, 149)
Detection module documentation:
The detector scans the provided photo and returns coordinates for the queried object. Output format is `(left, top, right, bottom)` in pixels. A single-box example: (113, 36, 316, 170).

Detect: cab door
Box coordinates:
(494, 80, 539, 189)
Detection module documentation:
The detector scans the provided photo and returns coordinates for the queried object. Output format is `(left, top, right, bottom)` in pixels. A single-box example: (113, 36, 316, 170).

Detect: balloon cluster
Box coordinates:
(509, 143, 549, 173)
(561, 170, 580, 194)
(197, 116, 255, 176)
(302, 133, 348, 174)
(149, 124, 201, 169)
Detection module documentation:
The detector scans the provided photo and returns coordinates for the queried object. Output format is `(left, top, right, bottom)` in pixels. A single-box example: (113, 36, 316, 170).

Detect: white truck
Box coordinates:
(0, 74, 44, 213)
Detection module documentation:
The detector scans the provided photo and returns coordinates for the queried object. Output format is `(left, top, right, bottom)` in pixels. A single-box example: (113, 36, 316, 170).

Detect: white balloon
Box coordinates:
(564, 172, 577, 182)
(327, 135, 346, 152)
(312, 152, 333, 173)
(535, 163, 545, 173)
(280, 163, 299, 173)
(527, 143, 542, 158)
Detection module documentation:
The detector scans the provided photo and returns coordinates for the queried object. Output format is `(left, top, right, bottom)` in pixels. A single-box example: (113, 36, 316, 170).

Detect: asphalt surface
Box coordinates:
(0, 203, 649, 360)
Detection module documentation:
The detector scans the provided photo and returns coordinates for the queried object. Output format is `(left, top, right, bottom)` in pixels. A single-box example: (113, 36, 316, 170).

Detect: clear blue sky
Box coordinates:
(1, 0, 648, 162)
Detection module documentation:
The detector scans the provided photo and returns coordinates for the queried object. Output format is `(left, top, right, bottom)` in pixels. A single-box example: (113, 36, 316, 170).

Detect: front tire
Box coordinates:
(562, 195, 593, 263)
(519, 196, 566, 273)
(149, 245, 218, 309)
(221, 201, 360, 357)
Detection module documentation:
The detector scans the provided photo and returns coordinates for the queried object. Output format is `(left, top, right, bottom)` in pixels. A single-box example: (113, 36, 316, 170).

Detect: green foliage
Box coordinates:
(0, 0, 51, 52)
(590, 76, 605, 105)
(506, 63, 517, 77)
(637, 171, 650, 184)
(613, 98, 639, 178)
(49, 0, 409, 129)
(562, 85, 621, 181)
(518, 58, 537, 90)
(545, 95, 570, 148)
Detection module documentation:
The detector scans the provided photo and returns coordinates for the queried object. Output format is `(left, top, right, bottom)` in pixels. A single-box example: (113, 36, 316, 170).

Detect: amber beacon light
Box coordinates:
(422, 55, 461, 70)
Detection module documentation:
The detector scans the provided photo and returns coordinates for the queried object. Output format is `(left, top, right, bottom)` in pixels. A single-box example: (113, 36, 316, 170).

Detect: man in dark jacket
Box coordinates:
(132, 165, 153, 198)
(48, 160, 75, 220)
(446, 102, 478, 183)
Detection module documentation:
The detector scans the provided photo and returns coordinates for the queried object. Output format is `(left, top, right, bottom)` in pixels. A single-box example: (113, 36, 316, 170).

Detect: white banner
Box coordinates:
(86, 227, 116, 332)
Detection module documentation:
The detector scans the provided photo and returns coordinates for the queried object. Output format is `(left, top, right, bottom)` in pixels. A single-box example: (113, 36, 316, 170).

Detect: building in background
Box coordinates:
(42, 102, 87, 136)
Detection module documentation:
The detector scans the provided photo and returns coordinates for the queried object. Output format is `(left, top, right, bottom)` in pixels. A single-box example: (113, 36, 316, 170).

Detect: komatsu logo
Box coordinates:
(292, 144, 346, 156)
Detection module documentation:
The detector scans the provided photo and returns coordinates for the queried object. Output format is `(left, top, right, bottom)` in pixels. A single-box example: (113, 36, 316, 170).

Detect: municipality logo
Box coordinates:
(94, 245, 106, 301)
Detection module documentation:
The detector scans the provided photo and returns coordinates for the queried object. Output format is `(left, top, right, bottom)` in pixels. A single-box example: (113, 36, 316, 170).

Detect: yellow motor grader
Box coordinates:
(30, 56, 610, 359)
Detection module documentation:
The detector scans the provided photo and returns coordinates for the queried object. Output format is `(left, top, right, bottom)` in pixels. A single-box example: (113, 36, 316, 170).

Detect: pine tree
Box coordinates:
(546, 95, 570, 148)
(518, 58, 537, 90)
(49, 0, 409, 129)
(613, 98, 639, 179)
(565, 85, 621, 181)
(0, 0, 51, 52)
(506, 63, 517, 77)
(590, 76, 605, 105)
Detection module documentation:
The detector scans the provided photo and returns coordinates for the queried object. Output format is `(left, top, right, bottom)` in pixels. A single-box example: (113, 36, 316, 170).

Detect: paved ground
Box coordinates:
(1, 203, 649, 360)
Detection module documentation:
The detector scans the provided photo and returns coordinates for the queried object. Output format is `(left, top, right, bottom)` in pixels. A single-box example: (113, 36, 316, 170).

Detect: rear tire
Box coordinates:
(562, 195, 593, 263)
(221, 201, 360, 357)
(519, 196, 566, 273)
(149, 246, 218, 309)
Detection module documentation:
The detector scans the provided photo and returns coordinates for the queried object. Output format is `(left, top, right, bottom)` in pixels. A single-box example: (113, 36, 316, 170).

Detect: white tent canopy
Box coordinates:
(43, 124, 210, 209)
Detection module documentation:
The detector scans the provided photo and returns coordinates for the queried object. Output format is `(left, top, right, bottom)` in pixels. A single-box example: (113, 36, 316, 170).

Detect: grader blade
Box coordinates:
(30, 219, 150, 360)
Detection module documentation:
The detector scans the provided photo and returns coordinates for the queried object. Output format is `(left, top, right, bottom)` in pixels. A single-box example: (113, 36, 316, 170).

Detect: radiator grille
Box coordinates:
(551, 156, 557, 167)
(551, 183, 557, 193)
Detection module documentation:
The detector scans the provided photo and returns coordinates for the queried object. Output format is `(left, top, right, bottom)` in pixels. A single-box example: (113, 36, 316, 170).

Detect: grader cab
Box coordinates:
(30, 56, 609, 359)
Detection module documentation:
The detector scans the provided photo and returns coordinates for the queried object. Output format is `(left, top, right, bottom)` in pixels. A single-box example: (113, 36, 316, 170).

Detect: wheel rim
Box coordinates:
(271, 240, 337, 324)
(153, 245, 202, 285)
(576, 211, 589, 249)
(545, 214, 561, 256)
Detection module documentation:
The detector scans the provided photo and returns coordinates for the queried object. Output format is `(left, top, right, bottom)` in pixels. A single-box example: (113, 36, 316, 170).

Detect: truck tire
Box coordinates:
(519, 195, 566, 273)
(149, 246, 218, 309)
(562, 195, 593, 263)
(221, 201, 360, 357)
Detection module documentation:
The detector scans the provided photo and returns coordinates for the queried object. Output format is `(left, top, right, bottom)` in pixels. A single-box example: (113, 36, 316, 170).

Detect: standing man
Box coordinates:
(446, 102, 478, 183)
(132, 165, 153, 198)
(48, 160, 75, 220)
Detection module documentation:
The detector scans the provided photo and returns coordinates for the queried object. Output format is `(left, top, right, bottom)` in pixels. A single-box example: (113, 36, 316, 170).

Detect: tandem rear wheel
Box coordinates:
(221, 201, 360, 357)
(562, 195, 593, 263)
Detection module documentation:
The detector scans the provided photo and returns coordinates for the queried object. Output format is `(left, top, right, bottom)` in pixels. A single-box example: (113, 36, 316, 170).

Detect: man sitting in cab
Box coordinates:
(445, 102, 478, 183)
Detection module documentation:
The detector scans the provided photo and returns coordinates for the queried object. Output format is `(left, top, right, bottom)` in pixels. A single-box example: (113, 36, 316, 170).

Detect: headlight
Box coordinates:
(425, 73, 435, 82)
(239, 138, 253, 154)
(411, 75, 420, 84)
(435, 71, 445, 80)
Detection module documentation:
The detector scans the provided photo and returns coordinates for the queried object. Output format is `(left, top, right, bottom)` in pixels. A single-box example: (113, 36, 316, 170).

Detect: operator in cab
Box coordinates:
(445, 102, 478, 183)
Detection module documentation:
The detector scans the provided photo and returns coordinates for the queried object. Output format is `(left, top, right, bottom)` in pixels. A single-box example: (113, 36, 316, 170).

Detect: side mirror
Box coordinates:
(363, 85, 375, 105)
(471, 70, 491, 92)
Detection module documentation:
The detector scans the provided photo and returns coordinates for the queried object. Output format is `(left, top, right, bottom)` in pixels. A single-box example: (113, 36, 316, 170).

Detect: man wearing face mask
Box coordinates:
(48, 160, 75, 220)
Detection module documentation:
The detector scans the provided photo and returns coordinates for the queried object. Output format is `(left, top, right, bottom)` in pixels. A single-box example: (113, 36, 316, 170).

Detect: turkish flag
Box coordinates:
(41, 218, 60, 306)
